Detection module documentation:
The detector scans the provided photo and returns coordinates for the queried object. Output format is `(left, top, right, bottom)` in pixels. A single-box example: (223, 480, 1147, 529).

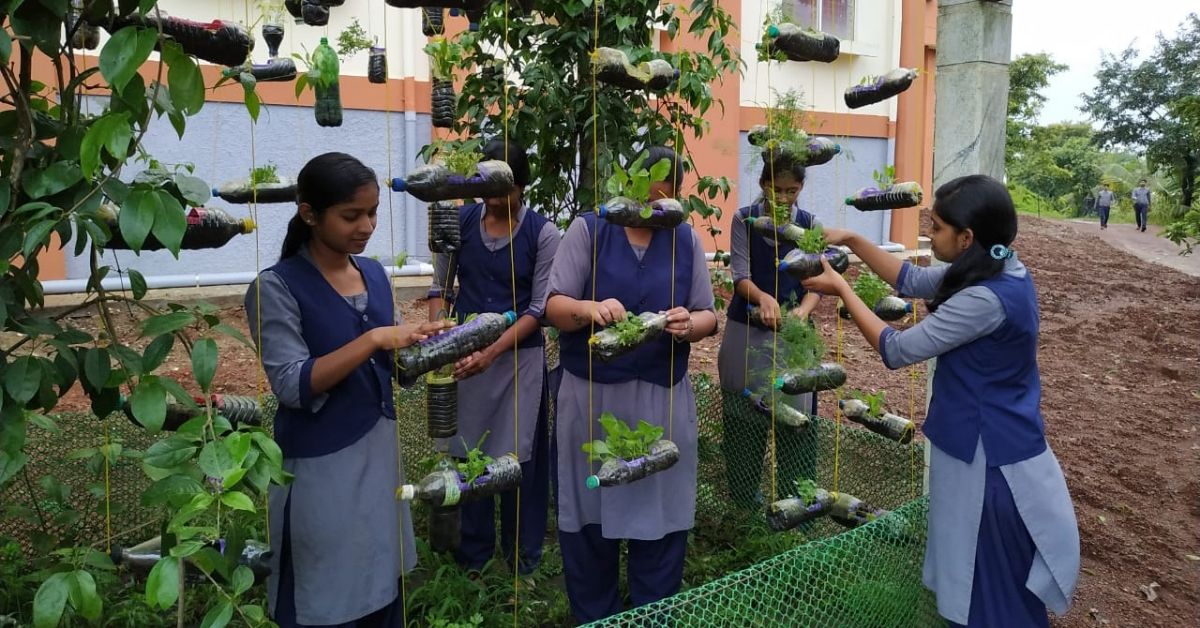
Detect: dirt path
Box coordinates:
(1063, 221, 1200, 278)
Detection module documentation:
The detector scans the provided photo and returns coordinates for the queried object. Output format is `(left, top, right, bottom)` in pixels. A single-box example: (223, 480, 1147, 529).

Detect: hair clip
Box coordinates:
(989, 244, 1014, 260)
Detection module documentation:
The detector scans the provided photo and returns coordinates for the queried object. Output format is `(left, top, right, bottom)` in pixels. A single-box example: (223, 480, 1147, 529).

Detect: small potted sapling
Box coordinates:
(425, 36, 461, 128)
(777, 224, 850, 280)
(746, 89, 841, 168)
(334, 19, 385, 85)
(587, 311, 671, 362)
(581, 413, 679, 489)
(838, 389, 915, 444)
(838, 269, 912, 322)
(397, 434, 523, 506)
(844, 68, 918, 109)
(767, 478, 836, 531)
(391, 138, 515, 202)
(598, 151, 687, 230)
(759, 14, 840, 64)
(593, 47, 679, 91)
(396, 310, 516, 381)
(291, 37, 343, 126)
(846, 165, 924, 211)
(213, 163, 298, 205)
(768, 314, 847, 395)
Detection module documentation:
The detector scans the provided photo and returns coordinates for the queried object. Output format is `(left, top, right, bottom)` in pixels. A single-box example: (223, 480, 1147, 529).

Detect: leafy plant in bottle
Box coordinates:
(581, 413, 679, 489)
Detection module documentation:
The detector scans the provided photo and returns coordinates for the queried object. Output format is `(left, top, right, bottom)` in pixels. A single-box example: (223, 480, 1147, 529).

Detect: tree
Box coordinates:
(1006, 52, 1068, 165)
(1081, 12, 1200, 244)
(1007, 123, 1101, 214)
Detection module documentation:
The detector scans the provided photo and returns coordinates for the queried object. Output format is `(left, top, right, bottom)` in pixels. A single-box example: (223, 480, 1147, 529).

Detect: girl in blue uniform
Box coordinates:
(546, 146, 718, 622)
(801, 174, 1079, 627)
(246, 152, 449, 627)
(717, 149, 821, 508)
(426, 140, 559, 573)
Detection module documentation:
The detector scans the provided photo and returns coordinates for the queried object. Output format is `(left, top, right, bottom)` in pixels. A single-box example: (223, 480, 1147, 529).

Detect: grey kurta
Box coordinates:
(718, 202, 822, 410)
(549, 217, 716, 540)
(882, 258, 1080, 623)
(428, 205, 560, 460)
(246, 256, 416, 625)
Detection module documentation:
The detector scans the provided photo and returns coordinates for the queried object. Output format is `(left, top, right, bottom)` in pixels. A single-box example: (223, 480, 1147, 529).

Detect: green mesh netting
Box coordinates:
(3, 362, 940, 627)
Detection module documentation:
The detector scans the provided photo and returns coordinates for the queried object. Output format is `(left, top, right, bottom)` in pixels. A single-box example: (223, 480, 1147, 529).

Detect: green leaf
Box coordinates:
(224, 432, 252, 465)
(244, 87, 261, 122)
(130, 378, 167, 432)
(200, 601, 233, 628)
(144, 438, 199, 470)
(117, 188, 156, 251)
(250, 431, 283, 468)
(0, 29, 11, 65)
(22, 162, 83, 199)
(142, 334, 174, 372)
(219, 491, 255, 513)
(128, 269, 148, 300)
(163, 41, 206, 116)
(99, 26, 158, 92)
(212, 323, 253, 350)
(141, 474, 205, 508)
(83, 348, 111, 391)
(198, 440, 233, 478)
(80, 112, 131, 178)
(222, 467, 247, 489)
(294, 72, 309, 99)
(174, 173, 211, 206)
(5, 356, 42, 404)
(68, 570, 102, 621)
(145, 556, 181, 610)
(231, 565, 254, 596)
(27, 413, 60, 434)
(0, 450, 30, 487)
(22, 220, 58, 259)
(191, 338, 218, 392)
(149, 190, 186, 256)
(141, 311, 195, 337)
(32, 572, 70, 628)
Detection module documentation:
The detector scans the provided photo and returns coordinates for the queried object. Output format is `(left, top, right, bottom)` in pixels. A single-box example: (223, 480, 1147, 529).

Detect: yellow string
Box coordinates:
(586, 0, 600, 482)
(102, 424, 112, 552)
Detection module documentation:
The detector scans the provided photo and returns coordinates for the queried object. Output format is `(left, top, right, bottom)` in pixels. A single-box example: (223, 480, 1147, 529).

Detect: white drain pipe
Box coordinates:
(39, 263, 436, 295)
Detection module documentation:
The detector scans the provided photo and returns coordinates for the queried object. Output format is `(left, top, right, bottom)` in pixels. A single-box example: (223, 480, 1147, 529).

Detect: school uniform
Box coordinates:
(716, 201, 821, 507)
(245, 248, 417, 628)
(549, 214, 716, 622)
(428, 202, 559, 572)
(879, 256, 1080, 627)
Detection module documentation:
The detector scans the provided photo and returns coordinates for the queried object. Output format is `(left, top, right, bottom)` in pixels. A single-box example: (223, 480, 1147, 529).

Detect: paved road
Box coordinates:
(1065, 220, 1200, 278)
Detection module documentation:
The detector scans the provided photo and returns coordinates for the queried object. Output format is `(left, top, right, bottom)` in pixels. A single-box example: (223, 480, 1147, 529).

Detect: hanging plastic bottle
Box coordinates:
(427, 201, 461, 254)
(311, 36, 342, 127)
(66, 0, 100, 50)
(261, 20, 285, 58)
(225, 58, 298, 83)
(593, 47, 679, 91)
(588, 311, 670, 363)
(597, 198, 686, 230)
(845, 181, 924, 211)
(397, 453, 523, 506)
(427, 457, 461, 552)
(213, 175, 297, 205)
(745, 215, 806, 244)
(390, 160, 515, 202)
(112, 538, 273, 584)
(119, 393, 263, 432)
(778, 246, 850, 280)
(108, 14, 254, 68)
(844, 68, 918, 109)
(799, 137, 841, 166)
(838, 295, 912, 322)
(586, 439, 680, 489)
(422, 7, 444, 36)
(431, 79, 457, 128)
(774, 362, 847, 395)
(425, 370, 458, 438)
(744, 389, 810, 429)
(767, 488, 835, 531)
(368, 46, 388, 84)
(764, 23, 840, 63)
(829, 492, 889, 529)
(103, 206, 255, 251)
(396, 311, 516, 380)
(838, 398, 915, 444)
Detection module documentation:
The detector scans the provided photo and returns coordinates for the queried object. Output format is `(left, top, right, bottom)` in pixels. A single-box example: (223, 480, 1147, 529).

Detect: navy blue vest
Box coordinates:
(727, 202, 816, 324)
(452, 203, 545, 349)
(560, 214, 693, 386)
(924, 271, 1047, 466)
(268, 255, 395, 459)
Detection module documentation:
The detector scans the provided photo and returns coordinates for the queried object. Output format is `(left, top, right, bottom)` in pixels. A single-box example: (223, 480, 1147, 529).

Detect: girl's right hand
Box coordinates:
(584, 298, 627, 326)
(756, 294, 782, 329)
(373, 320, 454, 350)
(819, 227, 856, 247)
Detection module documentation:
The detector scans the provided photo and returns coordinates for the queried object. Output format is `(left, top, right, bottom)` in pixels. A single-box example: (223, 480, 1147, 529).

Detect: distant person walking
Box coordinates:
(1095, 184, 1115, 230)
(1131, 180, 1151, 233)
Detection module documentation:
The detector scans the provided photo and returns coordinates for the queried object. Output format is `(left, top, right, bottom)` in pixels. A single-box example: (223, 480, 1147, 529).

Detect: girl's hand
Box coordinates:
(373, 320, 454, 350)
(585, 298, 627, 326)
(789, 305, 812, 320)
(801, 258, 849, 296)
(756, 294, 782, 329)
(819, 227, 856, 247)
(664, 306, 694, 340)
(453, 347, 497, 380)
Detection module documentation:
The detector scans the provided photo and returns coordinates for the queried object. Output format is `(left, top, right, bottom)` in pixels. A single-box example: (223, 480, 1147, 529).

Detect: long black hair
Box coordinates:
(644, 145, 685, 195)
(280, 152, 378, 260)
(927, 174, 1018, 312)
(481, 139, 531, 187)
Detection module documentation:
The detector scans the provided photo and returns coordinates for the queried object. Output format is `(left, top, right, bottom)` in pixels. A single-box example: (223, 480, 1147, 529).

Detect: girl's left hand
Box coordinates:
(801, 258, 848, 296)
(663, 306, 694, 340)
(454, 347, 497, 380)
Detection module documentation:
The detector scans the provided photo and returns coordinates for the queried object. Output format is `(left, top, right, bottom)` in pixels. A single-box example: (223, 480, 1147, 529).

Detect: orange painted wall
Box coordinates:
(891, 0, 936, 249)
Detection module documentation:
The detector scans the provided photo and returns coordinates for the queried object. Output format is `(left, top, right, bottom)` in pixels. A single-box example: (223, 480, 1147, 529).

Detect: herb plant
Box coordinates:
(846, 389, 887, 417)
(581, 412, 664, 463)
(795, 223, 828, 253)
(249, 163, 280, 185)
(755, 89, 814, 164)
(605, 150, 673, 207)
(851, 270, 891, 308)
(872, 165, 896, 189)
(589, 314, 646, 347)
(423, 137, 485, 176)
(793, 478, 818, 505)
(336, 18, 375, 61)
(425, 36, 464, 81)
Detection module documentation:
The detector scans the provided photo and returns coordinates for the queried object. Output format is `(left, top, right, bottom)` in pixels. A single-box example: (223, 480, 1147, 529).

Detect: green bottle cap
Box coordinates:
(774, 376, 785, 390)
(503, 310, 517, 325)
(844, 196, 854, 204)
(585, 475, 600, 490)
(767, 24, 780, 38)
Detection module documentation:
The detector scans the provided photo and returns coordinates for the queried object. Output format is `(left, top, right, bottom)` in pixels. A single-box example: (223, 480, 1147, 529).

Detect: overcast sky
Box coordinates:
(1010, 1, 1196, 125)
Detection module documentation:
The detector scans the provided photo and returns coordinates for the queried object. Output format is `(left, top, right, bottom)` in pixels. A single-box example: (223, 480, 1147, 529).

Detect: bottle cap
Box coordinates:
(319, 36, 329, 45)
(211, 186, 221, 197)
(904, 302, 914, 313)
(742, 388, 753, 398)
(241, 218, 257, 234)
(585, 475, 600, 490)
(844, 196, 854, 204)
(833, 143, 842, 153)
(777, 259, 790, 271)
(767, 24, 780, 38)
(837, 398, 847, 409)
(502, 311, 517, 325)
(390, 177, 407, 192)
(597, 204, 608, 218)
(397, 485, 415, 501)
(774, 376, 785, 390)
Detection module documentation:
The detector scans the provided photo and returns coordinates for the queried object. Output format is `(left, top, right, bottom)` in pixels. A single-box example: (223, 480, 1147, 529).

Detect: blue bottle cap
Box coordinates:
(390, 177, 406, 192)
(833, 143, 842, 153)
(742, 388, 753, 398)
(777, 259, 789, 271)
(585, 475, 600, 490)
(449, 7, 461, 16)
(767, 24, 780, 38)
(211, 186, 220, 197)
(597, 204, 608, 218)
(774, 376, 785, 390)
(905, 302, 914, 313)
(503, 310, 517, 325)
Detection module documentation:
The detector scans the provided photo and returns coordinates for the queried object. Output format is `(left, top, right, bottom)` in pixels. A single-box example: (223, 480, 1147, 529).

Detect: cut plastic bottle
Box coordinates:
(846, 181, 924, 211)
(838, 398, 915, 444)
(396, 311, 516, 380)
(397, 453, 523, 506)
(593, 47, 679, 91)
(597, 198, 686, 230)
(108, 14, 254, 68)
(765, 23, 840, 63)
(311, 37, 342, 127)
(213, 175, 297, 205)
(774, 363, 848, 394)
(744, 388, 811, 429)
(368, 46, 387, 84)
(838, 295, 912, 322)
(588, 311, 670, 363)
(767, 488, 835, 531)
(119, 393, 263, 432)
(585, 439, 680, 489)
(390, 160, 515, 202)
(427, 201, 461, 254)
(102, 206, 255, 251)
(778, 247, 850, 280)
(844, 68, 918, 109)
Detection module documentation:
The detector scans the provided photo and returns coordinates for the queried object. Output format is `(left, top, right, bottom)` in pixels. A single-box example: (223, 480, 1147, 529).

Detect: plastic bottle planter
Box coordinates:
(285, 0, 331, 26)
(104, 207, 255, 251)
(744, 389, 810, 429)
(765, 24, 840, 63)
(593, 48, 679, 91)
(312, 37, 342, 127)
(108, 15, 254, 68)
(425, 372, 458, 439)
(838, 296, 912, 322)
(396, 311, 516, 380)
(585, 439, 680, 489)
(391, 160, 516, 202)
(112, 538, 272, 585)
(431, 79, 457, 128)
(746, 127, 842, 167)
(778, 247, 850, 280)
(829, 492, 889, 530)
(844, 68, 918, 110)
(120, 393, 263, 432)
(386, 0, 488, 9)
(588, 312, 669, 363)
(597, 198, 686, 230)
(262, 22, 285, 58)
(745, 216, 806, 244)
(368, 46, 388, 84)
(838, 398, 915, 444)
(774, 363, 848, 395)
(66, 0, 100, 50)
(397, 453, 524, 506)
(225, 58, 298, 83)
(422, 7, 445, 37)
(846, 181, 924, 211)
(213, 176, 297, 204)
(767, 488, 835, 531)
(427, 201, 461, 254)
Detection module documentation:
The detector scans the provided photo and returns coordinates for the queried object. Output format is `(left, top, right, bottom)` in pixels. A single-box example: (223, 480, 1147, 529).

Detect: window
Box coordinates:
(785, 0, 855, 41)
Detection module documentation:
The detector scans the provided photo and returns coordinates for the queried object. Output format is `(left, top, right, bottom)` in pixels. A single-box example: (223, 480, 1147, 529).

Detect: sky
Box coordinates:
(1009, 1, 1196, 125)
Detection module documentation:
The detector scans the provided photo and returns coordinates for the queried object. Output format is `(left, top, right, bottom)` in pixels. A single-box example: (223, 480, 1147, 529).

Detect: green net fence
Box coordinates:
(2, 370, 939, 626)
